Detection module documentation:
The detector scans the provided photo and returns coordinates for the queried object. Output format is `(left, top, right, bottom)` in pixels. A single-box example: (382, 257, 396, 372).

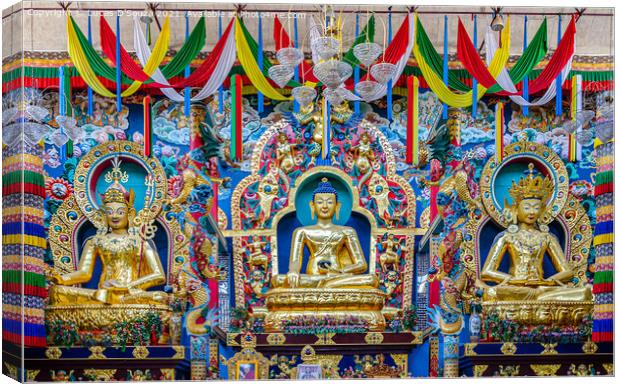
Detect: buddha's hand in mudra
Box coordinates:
(101, 279, 127, 291)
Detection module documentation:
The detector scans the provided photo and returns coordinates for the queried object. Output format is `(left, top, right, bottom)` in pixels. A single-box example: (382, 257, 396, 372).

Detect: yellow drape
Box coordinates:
(234, 18, 290, 101)
(414, 15, 511, 108)
(66, 14, 170, 98)
(67, 14, 115, 97)
(121, 17, 171, 97)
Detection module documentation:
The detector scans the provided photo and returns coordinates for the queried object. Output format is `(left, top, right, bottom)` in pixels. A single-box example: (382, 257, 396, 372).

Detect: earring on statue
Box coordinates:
(310, 207, 315, 220)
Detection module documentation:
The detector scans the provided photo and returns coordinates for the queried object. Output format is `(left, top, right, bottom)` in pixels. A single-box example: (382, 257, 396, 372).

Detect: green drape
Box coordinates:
(160, 17, 206, 78)
(342, 15, 376, 66)
(486, 18, 548, 93)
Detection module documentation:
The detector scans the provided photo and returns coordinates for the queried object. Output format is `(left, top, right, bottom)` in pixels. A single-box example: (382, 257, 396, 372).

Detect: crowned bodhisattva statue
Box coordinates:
(479, 164, 592, 303)
(49, 160, 168, 306)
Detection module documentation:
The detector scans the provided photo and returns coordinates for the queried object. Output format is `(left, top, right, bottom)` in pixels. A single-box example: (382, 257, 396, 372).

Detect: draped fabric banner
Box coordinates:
(66, 15, 115, 97)
(134, 17, 236, 102)
(364, 13, 415, 101)
(235, 17, 291, 100)
(569, 75, 582, 162)
(230, 74, 243, 161)
(406, 76, 419, 165)
(100, 15, 171, 95)
(457, 17, 548, 93)
(143, 95, 152, 157)
(485, 18, 576, 107)
(495, 102, 505, 163)
(414, 15, 511, 108)
(67, 14, 207, 98)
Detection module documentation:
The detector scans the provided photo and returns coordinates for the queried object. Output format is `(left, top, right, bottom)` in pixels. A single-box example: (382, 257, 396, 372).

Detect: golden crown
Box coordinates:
(508, 163, 554, 204)
(101, 157, 134, 206)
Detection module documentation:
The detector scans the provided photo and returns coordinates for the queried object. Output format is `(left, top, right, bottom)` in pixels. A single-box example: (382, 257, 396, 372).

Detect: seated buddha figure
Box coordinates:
(479, 164, 592, 302)
(271, 178, 378, 289)
(49, 163, 168, 306)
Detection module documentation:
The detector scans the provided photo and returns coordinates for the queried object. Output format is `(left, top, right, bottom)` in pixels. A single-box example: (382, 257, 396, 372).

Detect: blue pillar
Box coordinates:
(184, 12, 191, 117)
(522, 15, 529, 116)
(386, 10, 393, 121)
(257, 13, 264, 113)
(442, 15, 449, 119)
(472, 15, 478, 118)
(555, 15, 563, 116)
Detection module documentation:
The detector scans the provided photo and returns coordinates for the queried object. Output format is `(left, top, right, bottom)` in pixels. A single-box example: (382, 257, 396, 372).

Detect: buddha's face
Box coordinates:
(516, 198, 543, 225)
(311, 193, 340, 220)
(104, 202, 130, 230)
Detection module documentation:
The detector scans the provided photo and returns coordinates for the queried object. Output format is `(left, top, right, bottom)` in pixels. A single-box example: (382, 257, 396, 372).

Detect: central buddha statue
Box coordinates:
(264, 177, 385, 331)
(48, 161, 168, 307)
(271, 178, 378, 289)
(479, 164, 592, 305)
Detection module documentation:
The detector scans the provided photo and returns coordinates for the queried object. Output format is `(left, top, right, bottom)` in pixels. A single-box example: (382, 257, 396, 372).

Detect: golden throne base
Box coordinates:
(482, 301, 594, 326)
(46, 304, 172, 330)
(263, 288, 387, 332)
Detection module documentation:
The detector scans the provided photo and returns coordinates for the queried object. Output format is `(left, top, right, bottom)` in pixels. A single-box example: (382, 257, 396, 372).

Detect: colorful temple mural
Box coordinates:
(1, 2, 614, 381)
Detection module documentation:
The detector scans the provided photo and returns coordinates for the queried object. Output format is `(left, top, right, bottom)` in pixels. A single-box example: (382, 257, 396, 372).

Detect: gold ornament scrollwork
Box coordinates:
(531, 364, 561, 376)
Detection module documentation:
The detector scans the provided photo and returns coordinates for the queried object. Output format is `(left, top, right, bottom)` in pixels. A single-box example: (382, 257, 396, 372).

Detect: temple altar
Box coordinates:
(1, 2, 614, 382)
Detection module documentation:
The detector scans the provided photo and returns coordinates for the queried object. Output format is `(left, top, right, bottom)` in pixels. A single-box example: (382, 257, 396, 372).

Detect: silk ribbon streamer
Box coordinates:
(134, 17, 236, 101)
(235, 17, 290, 101)
(230, 74, 243, 161)
(414, 15, 511, 108)
(485, 17, 576, 106)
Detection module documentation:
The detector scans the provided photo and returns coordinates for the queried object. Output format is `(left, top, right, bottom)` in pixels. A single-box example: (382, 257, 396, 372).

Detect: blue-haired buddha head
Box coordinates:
(310, 177, 341, 222)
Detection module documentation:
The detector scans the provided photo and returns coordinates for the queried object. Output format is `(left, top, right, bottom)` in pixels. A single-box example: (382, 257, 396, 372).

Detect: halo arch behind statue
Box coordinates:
(270, 166, 378, 276)
(49, 140, 189, 281)
(463, 142, 592, 285)
(73, 140, 167, 229)
(480, 141, 569, 227)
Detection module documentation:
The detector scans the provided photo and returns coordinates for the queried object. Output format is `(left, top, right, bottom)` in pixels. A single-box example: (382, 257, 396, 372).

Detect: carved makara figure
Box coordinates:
(48, 159, 167, 306)
(271, 178, 378, 289)
(479, 164, 593, 302)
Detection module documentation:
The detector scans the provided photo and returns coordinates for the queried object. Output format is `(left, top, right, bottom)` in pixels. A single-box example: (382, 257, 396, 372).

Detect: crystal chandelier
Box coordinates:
(370, 62, 397, 84)
(354, 80, 382, 102)
(292, 86, 317, 107)
(276, 47, 304, 67)
(353, 42, 382, 68)
(268, 64, 295, 88)
(313, 59, 352, 89)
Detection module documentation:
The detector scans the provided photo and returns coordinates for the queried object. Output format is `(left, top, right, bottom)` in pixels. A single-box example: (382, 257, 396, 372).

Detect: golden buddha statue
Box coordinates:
(264, 177, 385, 331)
(479, 164, 592, 304)
(49, 160, 168, 306)
(270, 178, 378, 289)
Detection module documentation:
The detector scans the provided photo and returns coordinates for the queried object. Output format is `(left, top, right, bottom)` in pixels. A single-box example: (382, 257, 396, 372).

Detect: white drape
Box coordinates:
(133, 17, 236, 102)
(486, 26, 575, 107)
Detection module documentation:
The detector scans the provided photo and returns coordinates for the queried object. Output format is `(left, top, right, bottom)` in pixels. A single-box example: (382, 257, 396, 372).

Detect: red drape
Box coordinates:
(362, 15, 410, 82)
(456, 16, 576, 96)
(100, 16, 234, 89)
